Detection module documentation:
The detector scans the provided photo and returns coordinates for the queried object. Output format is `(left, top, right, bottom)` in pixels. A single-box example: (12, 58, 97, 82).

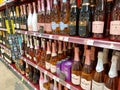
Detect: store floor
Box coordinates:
(0, 61, 30, 90)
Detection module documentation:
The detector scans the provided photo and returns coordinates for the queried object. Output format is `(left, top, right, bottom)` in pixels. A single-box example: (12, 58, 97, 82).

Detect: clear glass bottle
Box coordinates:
(60, 0, 70, 35)
(51, 0, 60, 34)
(109, 0, 120, 41)
(81, 49, 92, 90)
(92, 52, 105, 90)
(71, 47, 82, 85)
(104, 55, 119, 90)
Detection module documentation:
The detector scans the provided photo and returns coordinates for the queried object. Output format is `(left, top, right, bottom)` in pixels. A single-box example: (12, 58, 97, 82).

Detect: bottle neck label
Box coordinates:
(110, 21, 120, 35)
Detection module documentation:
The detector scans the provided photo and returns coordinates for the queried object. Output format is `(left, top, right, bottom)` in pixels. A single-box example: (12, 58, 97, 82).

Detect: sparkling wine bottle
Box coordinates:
(71, 47, 82, 85)
(78, 0, 92, 37)
(32, 2, 38, 31)
(81, 49, 92, 90)
(104, 55, 119, 90)
(92, 52, 105, 90)
(92, 0, 106, 38)
(109, 0, 120, 41)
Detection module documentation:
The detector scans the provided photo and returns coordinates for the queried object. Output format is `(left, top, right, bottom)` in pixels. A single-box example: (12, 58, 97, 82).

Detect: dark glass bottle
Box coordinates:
(23, 4, 28, 30)
(69, 0, 77, 36)
(92, 0, 106, 38)
(78, 0, 92, 37)
(90, 0, 96, 21)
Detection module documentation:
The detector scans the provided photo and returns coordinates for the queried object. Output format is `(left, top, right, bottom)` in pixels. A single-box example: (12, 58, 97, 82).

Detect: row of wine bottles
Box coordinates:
(0, 0, 120, 41)
(19, 33, 120, 90)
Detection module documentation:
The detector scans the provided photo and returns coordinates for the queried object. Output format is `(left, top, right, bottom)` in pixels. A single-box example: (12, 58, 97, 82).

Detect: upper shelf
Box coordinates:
(0, 28, 120, 50)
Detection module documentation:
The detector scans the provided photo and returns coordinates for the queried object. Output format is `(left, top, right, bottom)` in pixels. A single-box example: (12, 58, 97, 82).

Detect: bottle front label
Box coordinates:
(45, 62, 51, 70)
(71, 74, 80, 85)
(50, 65, 56, 73)
(60, 21, 68, 31)
(104, 86, 110, 90)
(110, 21, 120, 35)
(92, 21, 104, 33)
(81, 78, 91, 90)
(92, 80, 104, 90)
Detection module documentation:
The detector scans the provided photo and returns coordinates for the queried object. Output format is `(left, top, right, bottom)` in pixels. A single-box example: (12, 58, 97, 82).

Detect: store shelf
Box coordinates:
(21, 56, 82, 90)
(0, 43, 10, 52)
(0, 57, 39, 90)
(0, 28, 120, 50)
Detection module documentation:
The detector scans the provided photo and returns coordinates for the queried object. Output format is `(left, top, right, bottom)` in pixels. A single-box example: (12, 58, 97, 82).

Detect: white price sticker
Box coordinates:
(86, 40, 94, 45)
(33, 33, 36, 36)
(44, 71, 47, 74)
(110, 44, 114, 48)
(25, 32, 27, 34)
(49, 35, 53, 39)
(66, 84, 70, 89)
(59, 36, 64, 40)
(63, 37, 69, 42)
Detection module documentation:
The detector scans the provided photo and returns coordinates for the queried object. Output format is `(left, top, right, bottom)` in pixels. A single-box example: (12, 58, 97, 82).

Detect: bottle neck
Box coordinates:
(33, 2, 36, 13)
(52, 42, 57, 57)
(85, 49, 91, 65)
(38, 0, 41, 12)
(96, 52, 104, 72)
(74, 47, 80, 61)
(46, 41, 51, 54)
(58, 42, 63, 54)
(109, 55, 118, 78)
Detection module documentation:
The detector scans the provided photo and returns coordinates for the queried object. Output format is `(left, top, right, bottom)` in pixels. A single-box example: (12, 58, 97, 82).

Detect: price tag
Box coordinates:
(59, 36, 64, 40)
(66, 84, 70, 89)
(44, 71, 47, 75)
(39, 34, 42, 37)
(110, 44, 114, 48)
(25, 31, 27, 34)
(63, 37, 69, 42)
(56, 78, 59, 82)
(21, 77, 24, 82)
(33, 33, 36, 36)
(35, 65, 38, 69)
(86, 40, 94, 45)
(49, 35, 53, 39)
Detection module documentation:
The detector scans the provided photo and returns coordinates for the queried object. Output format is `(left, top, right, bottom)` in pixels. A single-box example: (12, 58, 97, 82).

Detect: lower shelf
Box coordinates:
(0, 57, 39, 90)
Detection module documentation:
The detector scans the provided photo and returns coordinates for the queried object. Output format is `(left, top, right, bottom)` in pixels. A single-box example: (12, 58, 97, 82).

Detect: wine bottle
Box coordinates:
(45, 41, 51, 70)
(29, 36, 34, 61)
(27, 3, 33, 31)
(78, 0, 92, 37)
(92, 0, 106, 38)
(15, 6, 20, 29)
(90, 0, 96, 21)
(39, 72, 44, 90)
(50, 42, 58, 73)
(81, 49, 92, 90)
(67, 42, 72, 58)
(20, 5, 24, 30)
(45, 0, 52, 33)
(106, 0, 113, 37)
(23, 4, 28, 30)
(53, 80, 58, 90)
(69, 0, 77, 36)
(32, 2, 38, 32)
(60, 0, 70, 35)
(92, 52, 105, 90)
(104, 55, 119, 90)
(71, 47, 82, 85)
(51, 0, 60, 34)
(109, 0, 120, 41)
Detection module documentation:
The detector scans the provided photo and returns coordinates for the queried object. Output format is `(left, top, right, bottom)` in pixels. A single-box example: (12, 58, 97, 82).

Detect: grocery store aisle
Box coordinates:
(0, 61, 29, 90)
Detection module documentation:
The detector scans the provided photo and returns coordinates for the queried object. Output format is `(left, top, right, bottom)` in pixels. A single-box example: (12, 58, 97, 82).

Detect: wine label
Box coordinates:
(81, 78, 91, 90)
(92, 80, 104, 90)
(71, 74, 80, 85)
(92, 21, 104, 33)
(45, 62, 51, 70)
(110, 21, 120, 35)
(104, 86, 110, 90)
(60, 21, 68, 31)
(51, 22, 59, 30)
(50, 65, 56, 73)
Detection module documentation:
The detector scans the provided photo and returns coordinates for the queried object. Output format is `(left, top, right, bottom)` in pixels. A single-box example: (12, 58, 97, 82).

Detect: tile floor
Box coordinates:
(0, 60, 30, 90)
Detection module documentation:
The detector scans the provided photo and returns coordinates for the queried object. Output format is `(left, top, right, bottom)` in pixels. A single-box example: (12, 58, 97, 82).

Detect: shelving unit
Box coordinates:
(0, 44, 39, 90)
(0, 43, 82, 90)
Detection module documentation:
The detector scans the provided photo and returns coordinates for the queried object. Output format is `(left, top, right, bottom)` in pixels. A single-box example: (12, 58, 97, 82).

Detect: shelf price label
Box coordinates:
(85, 40, 94, 45)
(59, 36, 64, 40)
(35, 65, 38, 69)
(25, 31, 27, 34)
(44, 71, 47, 75)
(21, 77, 24, 82)
(49, 35, 53, 39)
(63, 37, 69, 42)
(66, 84, 70, 89)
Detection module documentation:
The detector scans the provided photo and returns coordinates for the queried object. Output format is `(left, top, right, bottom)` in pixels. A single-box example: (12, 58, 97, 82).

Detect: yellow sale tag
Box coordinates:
(5, 20, 10, 34)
